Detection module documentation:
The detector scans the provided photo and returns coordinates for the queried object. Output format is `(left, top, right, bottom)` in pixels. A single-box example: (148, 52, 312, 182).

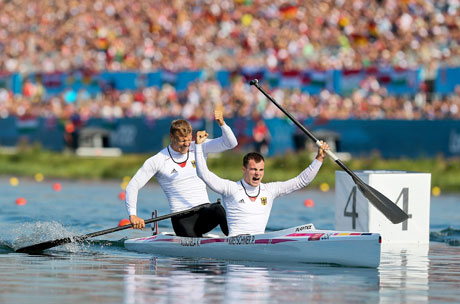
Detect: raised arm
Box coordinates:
(195, 130, 235, 196)
(268, 141, 329, 197)
(201, 110, 238, 153)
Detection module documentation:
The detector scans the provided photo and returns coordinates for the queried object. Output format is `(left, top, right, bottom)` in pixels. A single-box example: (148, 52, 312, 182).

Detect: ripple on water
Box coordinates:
(7, 221, 86, 253)
(430, 227, 460, 246)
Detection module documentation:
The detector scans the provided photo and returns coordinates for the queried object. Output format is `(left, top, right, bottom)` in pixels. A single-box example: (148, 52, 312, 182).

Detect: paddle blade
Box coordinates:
(16, 236, 86, 253)
(353, 177, 409, 224)
(15, 203, 213, 254)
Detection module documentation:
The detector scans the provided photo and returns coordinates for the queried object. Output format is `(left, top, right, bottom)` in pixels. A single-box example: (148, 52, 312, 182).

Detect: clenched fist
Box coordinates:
(196, 130, 209, 144)
(214, 110, 225, 126)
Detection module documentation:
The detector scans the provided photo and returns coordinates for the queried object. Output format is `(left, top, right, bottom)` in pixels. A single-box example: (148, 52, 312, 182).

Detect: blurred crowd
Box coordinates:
(0, 0, 459, 74)
(0, 0, 459, 121)
(1, 77, 459, 121)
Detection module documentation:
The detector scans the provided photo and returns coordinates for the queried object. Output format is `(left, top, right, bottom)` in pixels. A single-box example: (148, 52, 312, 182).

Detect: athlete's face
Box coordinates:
(242, 159, 265, 187)
(170, 133, 192, 154)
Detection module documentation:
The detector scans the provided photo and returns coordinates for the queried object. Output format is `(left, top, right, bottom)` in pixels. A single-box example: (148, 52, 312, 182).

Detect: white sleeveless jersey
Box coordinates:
(195, 144, 322, 236)
(125, 124, 237, 215)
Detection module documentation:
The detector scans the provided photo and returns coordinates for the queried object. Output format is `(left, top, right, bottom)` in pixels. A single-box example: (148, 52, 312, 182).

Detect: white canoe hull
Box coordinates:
(124, 224, 381, 268)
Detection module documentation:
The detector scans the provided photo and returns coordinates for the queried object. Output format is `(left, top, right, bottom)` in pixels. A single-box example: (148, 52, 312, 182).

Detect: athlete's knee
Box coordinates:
(220, 220, 229, 236)
(211, 202, 226, 217)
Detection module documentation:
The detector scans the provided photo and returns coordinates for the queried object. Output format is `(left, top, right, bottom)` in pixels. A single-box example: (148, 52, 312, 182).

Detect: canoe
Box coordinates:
(124, 223, 381, 268)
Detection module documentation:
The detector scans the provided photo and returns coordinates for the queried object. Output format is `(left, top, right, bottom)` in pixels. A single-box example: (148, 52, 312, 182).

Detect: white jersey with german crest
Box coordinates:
(125, 124, 237, 215)
(195, 144, 322, 236)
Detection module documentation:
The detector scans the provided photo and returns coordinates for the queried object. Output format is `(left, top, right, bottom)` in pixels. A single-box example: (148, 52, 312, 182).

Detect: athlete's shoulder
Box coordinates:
(235, 180, 245, 190)
(144, 148, 169, 167)
(150, 147, 169, 159)
(260, 182, 280, 196)
(259, 182, 270, 191)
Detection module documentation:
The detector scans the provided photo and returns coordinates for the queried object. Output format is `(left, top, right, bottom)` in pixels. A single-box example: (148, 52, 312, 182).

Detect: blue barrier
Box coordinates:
(1, 117, 459, 158)
(435, 66, 460, 94)
(0, 116, 64, 150)
(308, 119, 460, 158)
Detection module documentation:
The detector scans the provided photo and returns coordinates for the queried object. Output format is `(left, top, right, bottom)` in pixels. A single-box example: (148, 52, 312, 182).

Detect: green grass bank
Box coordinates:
(1, 146, 459, 193)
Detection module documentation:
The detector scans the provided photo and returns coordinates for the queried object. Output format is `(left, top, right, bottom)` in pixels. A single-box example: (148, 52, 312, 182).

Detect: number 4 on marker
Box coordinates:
(344, 186, 412, 230)
(344, 186, 358, 229)
(395, 188, 412, 231)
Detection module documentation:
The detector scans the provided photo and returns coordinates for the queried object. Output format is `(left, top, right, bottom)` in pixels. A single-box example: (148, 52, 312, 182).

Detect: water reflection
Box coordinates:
(379, 244, 430, 303)
(122, 257, 380, 303)
(0, 243, 458, 304)
(121, 243, 459, 303)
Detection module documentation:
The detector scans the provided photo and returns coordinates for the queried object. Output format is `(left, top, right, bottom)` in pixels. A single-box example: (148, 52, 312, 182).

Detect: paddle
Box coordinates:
(249, 79, 409, 224)
(16, 204, 207, 253)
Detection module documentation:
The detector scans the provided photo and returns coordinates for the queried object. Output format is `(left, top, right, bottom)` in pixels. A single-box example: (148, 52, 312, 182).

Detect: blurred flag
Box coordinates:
(161, 70, 177, 85)
(305, 70, 327, 87)
(279, 4, 298, 19)
(16, 115, 39, 133)
(280, 70, 301, 88)
(239, 67, 265, 83)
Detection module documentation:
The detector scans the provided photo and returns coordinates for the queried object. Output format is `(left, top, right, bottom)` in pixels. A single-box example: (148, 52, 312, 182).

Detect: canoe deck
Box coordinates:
(124, 224, 381, 268)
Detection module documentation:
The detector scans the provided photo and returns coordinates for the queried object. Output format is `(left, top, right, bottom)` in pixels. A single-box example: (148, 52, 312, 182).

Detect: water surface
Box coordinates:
(0, 178, 459, 303)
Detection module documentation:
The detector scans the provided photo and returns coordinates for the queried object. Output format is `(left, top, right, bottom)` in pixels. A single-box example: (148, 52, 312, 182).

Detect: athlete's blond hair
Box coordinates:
(170, 119, 192, 137)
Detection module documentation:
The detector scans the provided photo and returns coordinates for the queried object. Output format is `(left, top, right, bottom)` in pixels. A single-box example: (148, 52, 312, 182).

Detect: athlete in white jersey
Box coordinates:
(195, 130, 329, 237)
(125, 111, 237, 237)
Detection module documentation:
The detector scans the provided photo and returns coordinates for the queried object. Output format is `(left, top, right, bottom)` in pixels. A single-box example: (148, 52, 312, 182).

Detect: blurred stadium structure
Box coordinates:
(0, 0, 459, 157)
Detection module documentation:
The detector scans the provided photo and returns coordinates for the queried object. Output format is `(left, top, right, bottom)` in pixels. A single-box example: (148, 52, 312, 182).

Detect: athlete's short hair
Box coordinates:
(243, 152, 265, 167)
(170, 119, 192, 137)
